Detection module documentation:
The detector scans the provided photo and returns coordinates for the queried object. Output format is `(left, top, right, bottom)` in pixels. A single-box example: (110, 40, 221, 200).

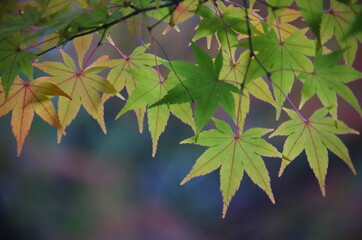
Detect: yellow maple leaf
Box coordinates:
(33, 34, 117, 142)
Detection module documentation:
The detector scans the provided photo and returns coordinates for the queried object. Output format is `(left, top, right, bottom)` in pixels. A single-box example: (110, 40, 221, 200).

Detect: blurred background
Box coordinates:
(1, 2, 362, 240)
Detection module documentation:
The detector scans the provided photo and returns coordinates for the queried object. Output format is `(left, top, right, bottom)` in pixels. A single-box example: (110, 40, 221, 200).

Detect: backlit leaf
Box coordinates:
(153, 44, 239, 133)
(0, 76, 70, 156)
(103, 43, 157, 133)
(0, 34, 37, 96)
(271, 108, 359, 195)
(240, 29, 314, 118)
(320, 0, 361, 65)
(33, 34, 117, 142)
(117, 69, 195, 156)
(299, 51, 362, 119)
(181, 118, 279, 217)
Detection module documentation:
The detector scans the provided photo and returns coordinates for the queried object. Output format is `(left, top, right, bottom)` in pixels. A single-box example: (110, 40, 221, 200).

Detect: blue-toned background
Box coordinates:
(1, 7, 362, 240)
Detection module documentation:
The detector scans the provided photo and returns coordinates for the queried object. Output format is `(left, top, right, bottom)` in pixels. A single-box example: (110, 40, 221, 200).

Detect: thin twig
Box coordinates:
(36, 0, 187, 57)
(242, 0, 307, 122)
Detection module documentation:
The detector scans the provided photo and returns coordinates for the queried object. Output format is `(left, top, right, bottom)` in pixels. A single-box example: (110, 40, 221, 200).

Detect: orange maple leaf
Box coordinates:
(0, 76, 70, 156)
(33, 34, 117, 142)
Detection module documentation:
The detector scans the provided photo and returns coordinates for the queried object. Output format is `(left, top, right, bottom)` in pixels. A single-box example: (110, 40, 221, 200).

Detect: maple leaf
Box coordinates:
(0, 76, 70, 156)
(320, 0, 362, 65)
(152, 43, 240, 133)
(242, 8, 301, 41)
(162, 0, 199, 34)
(295, 0, 323, 42)
(144, 0, 199, 34)
(0, 7, 41, 41)
(116, 68, 195, 157)
(0, 34, 37, 97)
(240, 28, 315, 117)
(345, 10, 362, 38)
(270, 108, 359, 196)
(193, 3, 249, 49)
(181, 118, 280, 218)
(33, 34, 117, 142)
(220, 50, 276, 130)
(299, 50, 362, 119)
(104, 43, 159, 133)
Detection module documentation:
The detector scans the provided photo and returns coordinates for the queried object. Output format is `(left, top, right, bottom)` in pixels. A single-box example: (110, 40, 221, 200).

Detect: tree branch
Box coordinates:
(36, 0, 187, 57)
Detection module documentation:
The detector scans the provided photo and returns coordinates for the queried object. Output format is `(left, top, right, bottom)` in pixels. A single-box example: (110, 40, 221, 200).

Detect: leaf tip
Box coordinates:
(319, 183, 326, 197)
(115, 92, 125, 100)
(115, 111, 122, 120)
(57, 131, 63, 144)
(180, 180, 187, 185)
(278, 159, 289, 177)
(270, 196, 276, 204)
(222, 206, 228, 219)
(321, 188, 326, 197)
(351, 166, 357, 176)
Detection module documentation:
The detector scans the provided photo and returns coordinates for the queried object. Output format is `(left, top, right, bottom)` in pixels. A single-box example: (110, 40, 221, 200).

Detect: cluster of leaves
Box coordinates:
(0, 0, 361, 217)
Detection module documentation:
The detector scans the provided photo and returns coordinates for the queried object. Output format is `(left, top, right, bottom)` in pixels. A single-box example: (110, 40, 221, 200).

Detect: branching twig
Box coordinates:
(36, 0, 187, 57)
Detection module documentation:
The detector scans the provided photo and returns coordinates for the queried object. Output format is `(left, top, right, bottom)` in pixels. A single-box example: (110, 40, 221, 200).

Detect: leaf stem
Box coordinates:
(105, 41, 128, 59)
(222, 0, 242, 8)
(242, 0, 307, 122)
(151, 37, 163, 83)
(147, 29, 194, 102)
(213, 1, 235, 65)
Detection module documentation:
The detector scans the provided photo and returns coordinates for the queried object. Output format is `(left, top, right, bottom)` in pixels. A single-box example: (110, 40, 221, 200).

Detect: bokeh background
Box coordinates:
(1, 2, 362, 240)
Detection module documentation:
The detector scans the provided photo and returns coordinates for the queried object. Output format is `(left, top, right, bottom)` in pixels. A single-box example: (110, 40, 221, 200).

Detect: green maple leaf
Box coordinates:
(0, 8, 41, 41)
(116, 68, 195, 157)
(320, 0, 362, 65)
(299, 50, 362, 119)
(0, 34, 37, 97)
(193, 3, 249, 49)
(181, 118, 280, 218)
(345, 10, 362, 38)
(295, 0, 323, 43)
(270, 108, 359, 196)
(240, 29, 315, 118)
(104, 43, 159, 133)
(152, 43, 239, 133)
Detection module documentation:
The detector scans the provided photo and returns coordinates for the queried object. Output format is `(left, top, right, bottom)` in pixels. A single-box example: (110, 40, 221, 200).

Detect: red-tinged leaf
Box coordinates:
(0, 76, 69, 156)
